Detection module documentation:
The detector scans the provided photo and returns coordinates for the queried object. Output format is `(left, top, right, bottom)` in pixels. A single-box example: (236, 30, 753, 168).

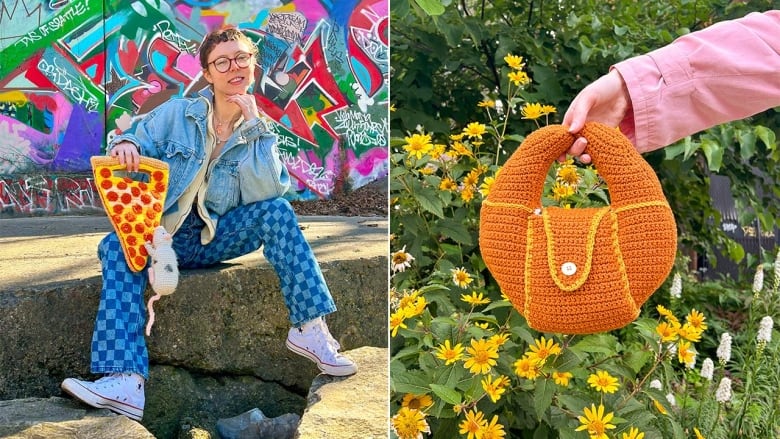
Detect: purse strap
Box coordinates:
(488, 122, 668, 210)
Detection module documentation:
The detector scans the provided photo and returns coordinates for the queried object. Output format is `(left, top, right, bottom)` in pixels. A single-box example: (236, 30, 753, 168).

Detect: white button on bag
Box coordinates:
(561, 262, 577, 276)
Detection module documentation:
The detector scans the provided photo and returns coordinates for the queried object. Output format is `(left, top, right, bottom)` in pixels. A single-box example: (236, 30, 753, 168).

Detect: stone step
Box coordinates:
(296, 346, 389, 439)
(0, 215, 389, 438)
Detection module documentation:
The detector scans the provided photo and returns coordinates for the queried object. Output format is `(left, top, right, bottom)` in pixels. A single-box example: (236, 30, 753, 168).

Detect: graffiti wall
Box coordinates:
(0, 0, 388, 217)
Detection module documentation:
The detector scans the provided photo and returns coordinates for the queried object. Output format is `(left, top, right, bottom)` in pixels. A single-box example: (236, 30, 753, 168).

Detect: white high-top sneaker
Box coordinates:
(286, 317, 358, 376)
(61, 373, 145, 421)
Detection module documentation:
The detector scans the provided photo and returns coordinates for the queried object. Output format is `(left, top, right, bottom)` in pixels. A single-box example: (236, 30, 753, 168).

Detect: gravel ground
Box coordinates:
(290, 177, 388, 217)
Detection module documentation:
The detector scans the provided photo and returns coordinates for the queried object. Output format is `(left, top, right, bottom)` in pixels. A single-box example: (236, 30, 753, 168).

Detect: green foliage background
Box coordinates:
(390, 0, 780, 271)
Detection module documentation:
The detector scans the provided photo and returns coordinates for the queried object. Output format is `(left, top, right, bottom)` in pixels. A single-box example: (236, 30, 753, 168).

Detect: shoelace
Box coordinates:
(318, 319, 341, 350)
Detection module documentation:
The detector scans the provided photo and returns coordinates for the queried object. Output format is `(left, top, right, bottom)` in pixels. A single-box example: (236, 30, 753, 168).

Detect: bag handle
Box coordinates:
(492, 122, 668, 210)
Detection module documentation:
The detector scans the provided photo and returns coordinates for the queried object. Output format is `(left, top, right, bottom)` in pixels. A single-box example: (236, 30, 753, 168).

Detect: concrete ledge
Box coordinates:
(0, 215, 388, 437)
(296, 346, 388, 439)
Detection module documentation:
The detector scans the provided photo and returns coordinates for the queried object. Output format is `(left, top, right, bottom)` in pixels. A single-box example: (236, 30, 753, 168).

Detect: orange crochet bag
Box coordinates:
(479, 123, 677, 334)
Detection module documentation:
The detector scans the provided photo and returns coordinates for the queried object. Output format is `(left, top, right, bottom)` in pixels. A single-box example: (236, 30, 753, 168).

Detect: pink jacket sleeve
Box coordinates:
(612, 10, 780, 153)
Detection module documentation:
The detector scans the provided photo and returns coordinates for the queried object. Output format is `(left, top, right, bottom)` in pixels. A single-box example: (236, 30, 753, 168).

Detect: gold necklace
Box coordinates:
(213, 114, 234, 143)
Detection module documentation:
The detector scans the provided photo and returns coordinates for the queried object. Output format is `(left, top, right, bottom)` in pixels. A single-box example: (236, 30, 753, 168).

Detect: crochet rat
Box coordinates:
(144, 226, 179, 336)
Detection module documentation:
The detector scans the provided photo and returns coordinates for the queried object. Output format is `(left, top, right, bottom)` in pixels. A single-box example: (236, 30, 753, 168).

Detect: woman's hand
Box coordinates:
(562, 69, 631, 163)
(227, 94, 261, 122)
(110, 141, 141, 172)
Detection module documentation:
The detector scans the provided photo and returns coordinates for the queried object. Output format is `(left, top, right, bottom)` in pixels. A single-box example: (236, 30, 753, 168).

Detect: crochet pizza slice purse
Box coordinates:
(479, 122, 677, 334)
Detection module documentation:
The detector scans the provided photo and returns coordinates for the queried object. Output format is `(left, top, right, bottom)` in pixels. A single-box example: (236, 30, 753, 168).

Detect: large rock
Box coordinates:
(0, 256, 387, 400)
(296, 347, 389, 439)
(0, 397, 154, 438)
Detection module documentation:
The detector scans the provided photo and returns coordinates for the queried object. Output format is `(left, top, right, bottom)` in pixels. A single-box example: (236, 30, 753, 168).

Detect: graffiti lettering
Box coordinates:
(279, 149, 335, 195)
(13, 0, 88, 47)
(325, 23, 346, 66)
(351, 29, 387, 64)
(38, 57, 99, 112)
(331, 110, 387, 148)
(153, 20, 196, 53)
(267, 12, 307, 43)
(0, 175, 101, 214)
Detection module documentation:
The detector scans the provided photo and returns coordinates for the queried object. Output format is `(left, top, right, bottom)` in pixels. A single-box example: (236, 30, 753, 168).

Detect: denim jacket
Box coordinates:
(110, 90, 291, 221)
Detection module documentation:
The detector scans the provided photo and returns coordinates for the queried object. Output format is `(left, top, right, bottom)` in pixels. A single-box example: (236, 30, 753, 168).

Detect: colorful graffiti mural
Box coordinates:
(0, 0, 388, 217)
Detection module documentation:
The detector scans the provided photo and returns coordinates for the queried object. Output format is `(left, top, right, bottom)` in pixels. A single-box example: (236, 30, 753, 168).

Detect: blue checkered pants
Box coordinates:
(91, 197, 337, 378)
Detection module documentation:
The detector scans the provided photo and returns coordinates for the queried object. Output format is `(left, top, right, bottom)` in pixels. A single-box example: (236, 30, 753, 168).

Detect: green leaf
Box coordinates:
(556, 394, 590, 412)
(623, 348, 653, 373)
(738, 128, 757, 161)
(392, 369, 433, 395)
(700, 137, 724, 172)
(755, 125, 777, 155)
(413, 0, 445, 16)
(533, 378, 556, 420)
(413, 187, 445, 218)
(433, 217, 473, 245)
(430, 383, 462, 405)
(571, 333, 619, 355)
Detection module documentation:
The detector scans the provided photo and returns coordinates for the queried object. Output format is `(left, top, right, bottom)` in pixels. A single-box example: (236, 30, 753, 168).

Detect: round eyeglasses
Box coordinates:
(209, 52, 253, 73)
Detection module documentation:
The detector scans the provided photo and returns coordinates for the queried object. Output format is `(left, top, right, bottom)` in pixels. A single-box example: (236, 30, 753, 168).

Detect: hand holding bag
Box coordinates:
(479, 122, 677, 334)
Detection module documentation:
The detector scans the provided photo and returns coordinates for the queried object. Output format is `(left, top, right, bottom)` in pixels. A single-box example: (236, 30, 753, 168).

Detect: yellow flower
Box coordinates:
(479, 415, 506, 439)
(419, 163, 437, 175)
(391, 245, 415, 273)
(656, 321, 679, 342)
(686, 309, 708, 331)
(450, 141, 473, 158)
(474, 321, 490, 330)
(429, 143, 446, 159)
(528, 336, 562, 361)
(463, 338, 499, 375)
(621, 426, 645, 439)
(401, 296, 427, 318)
(678, 340, 696, 366)
(458, 409, 487, 439)
(478, 99, 495, 108)
(461, 185, 475, 203)
(463, 122, 487, 139)
(653, 398, 668, 415)
(503, 53, 525, 70)
(403, 133, 433, 160)
(391, 407, 430, 439)
(389, 103, 396, 112)
(450, 133, 465, 141)
(556, 161, 581, 186)
(401, 393, 434, 410)
(463, 169, 481, 187)
(521, 102, 544, 120)
(513, 354, 543, 380)
(487, 332, 510, 349)
(693, 427, 706, 439)
(575, 404, 616, 439)
(481, 374, 509, 403)
(678, 322, 703, 343)
(461, 291, 491, 306)
(439, 177, 458, 191)
(587, 370, 620, 394)
(541, 104, 557, 115)
(551, 182, 575, 201)
(451, 267, 474, 288)
(397, 290, 421, 309)
(508, 70, 530, 87)
(553, 371, 573, 387)
(479, 176, 495, 197)
(435, 340, 465, 365)
(390, 310, 407, 337)
(657, 304, 679, 324)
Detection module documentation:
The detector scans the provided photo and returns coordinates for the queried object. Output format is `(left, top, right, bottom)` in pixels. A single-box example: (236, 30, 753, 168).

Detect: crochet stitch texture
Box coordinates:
(479, 123, 677, 334)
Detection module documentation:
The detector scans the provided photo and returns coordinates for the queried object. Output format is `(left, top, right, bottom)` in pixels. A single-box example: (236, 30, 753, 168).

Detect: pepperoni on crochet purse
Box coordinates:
(479, 122, 677, 334)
